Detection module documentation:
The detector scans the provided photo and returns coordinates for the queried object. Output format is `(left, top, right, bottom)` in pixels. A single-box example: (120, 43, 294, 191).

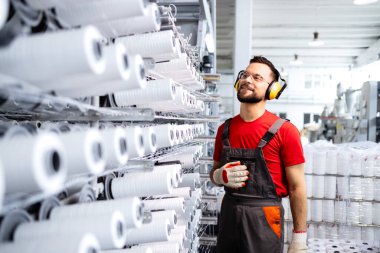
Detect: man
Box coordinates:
(210, 56, 307, 253)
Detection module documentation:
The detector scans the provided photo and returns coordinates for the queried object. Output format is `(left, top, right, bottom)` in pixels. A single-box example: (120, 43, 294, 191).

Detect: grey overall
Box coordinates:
(216, 118, 287, 253)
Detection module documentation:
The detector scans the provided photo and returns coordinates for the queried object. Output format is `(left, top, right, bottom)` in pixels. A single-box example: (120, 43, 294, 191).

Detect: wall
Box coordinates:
(217, 67, 345, 130)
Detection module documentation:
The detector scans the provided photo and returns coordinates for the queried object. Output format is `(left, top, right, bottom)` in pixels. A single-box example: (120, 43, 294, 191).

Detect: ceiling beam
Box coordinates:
(217, 48, 364, 57)
(355, 38, 380, 67)
(217, 38, 375, 48)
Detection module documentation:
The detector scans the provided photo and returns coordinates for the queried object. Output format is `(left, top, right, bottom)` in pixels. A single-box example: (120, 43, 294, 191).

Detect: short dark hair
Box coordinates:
(249, 56, 280, 81)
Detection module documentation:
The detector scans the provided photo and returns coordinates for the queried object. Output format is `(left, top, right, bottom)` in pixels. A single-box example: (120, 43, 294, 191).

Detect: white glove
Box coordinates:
(212, 161, 249, 188)
(288, 232, 308, 253)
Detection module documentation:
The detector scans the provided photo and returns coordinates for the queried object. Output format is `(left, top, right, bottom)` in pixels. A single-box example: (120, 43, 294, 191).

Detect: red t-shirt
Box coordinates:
(213, 110, 305, 197)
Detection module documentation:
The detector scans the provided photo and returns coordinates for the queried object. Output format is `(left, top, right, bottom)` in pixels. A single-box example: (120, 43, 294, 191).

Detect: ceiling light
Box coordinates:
(353, 0, 378, 5)
(308, 32, 324, 47)
(289, 54, 303, 65)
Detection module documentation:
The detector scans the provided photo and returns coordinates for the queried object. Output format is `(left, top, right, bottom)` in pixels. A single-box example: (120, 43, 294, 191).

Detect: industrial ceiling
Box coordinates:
(216, 0, 380, 72)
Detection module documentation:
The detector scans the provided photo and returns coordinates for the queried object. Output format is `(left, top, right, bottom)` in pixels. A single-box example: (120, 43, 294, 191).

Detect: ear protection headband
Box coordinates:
(234, 70, 287, 100)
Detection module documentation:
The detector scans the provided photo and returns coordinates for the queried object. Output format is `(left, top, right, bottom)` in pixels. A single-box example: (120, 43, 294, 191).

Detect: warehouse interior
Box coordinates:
(0, 0, 379, 253)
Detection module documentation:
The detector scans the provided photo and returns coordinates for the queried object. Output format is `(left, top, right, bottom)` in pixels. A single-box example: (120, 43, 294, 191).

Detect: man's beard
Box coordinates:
(237, 85, 264, 103)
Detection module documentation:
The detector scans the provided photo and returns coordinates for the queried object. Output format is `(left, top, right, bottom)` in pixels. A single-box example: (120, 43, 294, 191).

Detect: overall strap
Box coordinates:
(222, 118, 232, 146)
(258, 118, 288, 148)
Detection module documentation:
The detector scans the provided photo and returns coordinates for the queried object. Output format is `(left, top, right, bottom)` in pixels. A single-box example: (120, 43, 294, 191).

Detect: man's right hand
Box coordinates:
(212, 161, 249, 188)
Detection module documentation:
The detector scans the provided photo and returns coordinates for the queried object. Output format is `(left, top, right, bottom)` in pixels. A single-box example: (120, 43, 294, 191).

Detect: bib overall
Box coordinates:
(216, 118, 287, 253)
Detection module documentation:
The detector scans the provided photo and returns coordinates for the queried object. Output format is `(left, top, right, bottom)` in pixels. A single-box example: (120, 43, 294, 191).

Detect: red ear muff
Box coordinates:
(265, 77, 287, 100)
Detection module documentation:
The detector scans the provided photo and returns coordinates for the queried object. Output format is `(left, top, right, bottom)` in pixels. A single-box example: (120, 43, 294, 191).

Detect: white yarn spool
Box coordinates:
(114, 78, 176, 106)
(362, 153, 376, 177)
(286, 222, 293, 243)
(100, 127, 129, 168)
(312, 175, 325, 198)
(347, 202, 360, 224)
(55, 0, 147, 27)
(337, 150, 350, 176)
(0, 0, 9, 30)
(373, 203, 380, 225)
(143, 197, 185, 215)
(163, 153, 195, 169)
(325, 225, 338, 240)
(180, 173, 200, 190)
(360, 202, 373, 225)
(309, 244, 326, 253)
(349, 149, 363, 176)
(24, 0, 86, 9)
(58, 129, 106, 176)
(103, 248, 152, 253)
(311, 199, 323, 222)
(111, 171, 173, 198)
(14, 210, 127, 249)
(96, 3, 161, 38)
(324, 176, 337, 199)
(0, 233, 100, 253)
(50, 197, 143, 228)
(337, 177, 349, 199)
(171, 224, 187, 236)
(124, 126, 145, 158)
(196, 100, 205, 112)
(39, 121, 75, 133)
(326, 244, 344, 252)
(157, 187, 191, 199)
(125, 219, 170, 245)
(322, 200, 335, 222)
(141, 126, 157, 155)
(306, 225, 314, 241)
(116, 30, 175, 62)
(374, 179, 380, 201)
(0, 132, 66, 194)
(153, 57, 191, 75)
(334, 201, 346, 223)
(0, 26, 105, 87)
(102, 54, 145, 95)
(175, 86, 187, 107)
(361, 227, 375, 242)
(169, 234, 185, 249)
(0, 125, 31, 139)
(375, 155, 380, 177)
(349, 177, 362, 199)
(59, 43, 131, 97)
(343, 245, 361, 252)
(308, 238, 324, 245)
(326, 148, 338, 174)
(153, 124, 175, 148)
(315, 224, 326, 239)
(313, 150, 326, 175)
(306, 199, 311, 221)
(153, 164, 182, 187)
(305, 175, 313, 198)
(361, 178, 374, 201)
(133, 243, 179, 253)
(151, 210, 177, 229)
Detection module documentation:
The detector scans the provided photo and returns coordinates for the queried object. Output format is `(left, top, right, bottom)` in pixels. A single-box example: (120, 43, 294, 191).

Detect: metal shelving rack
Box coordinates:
(0, 1, 219, 252)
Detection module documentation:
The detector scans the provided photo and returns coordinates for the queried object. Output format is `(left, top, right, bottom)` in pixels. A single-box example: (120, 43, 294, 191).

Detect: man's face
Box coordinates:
(237, 63, 274, 103)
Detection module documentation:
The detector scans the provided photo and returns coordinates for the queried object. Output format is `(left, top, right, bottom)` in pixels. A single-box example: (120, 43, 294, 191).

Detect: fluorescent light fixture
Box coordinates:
(289, 54, 303, 65)
(308, 32, 324, 47)
(205, 33, 215, 53)
(353, 0, 378, 5)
